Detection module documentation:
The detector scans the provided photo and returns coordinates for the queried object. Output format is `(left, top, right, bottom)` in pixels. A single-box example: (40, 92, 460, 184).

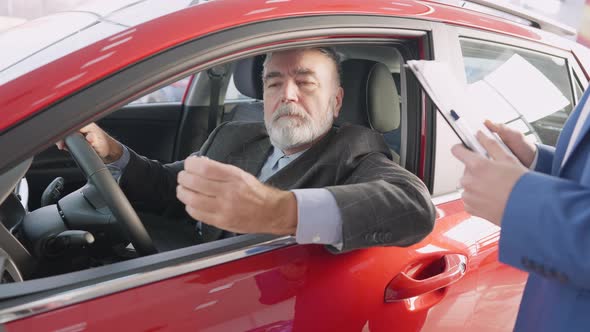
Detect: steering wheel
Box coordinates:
(64, 133, 157, 256)
(0, 248, 23, 282)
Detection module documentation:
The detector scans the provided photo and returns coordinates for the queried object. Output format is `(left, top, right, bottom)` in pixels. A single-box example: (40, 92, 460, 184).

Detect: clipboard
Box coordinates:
(406, 60, 511, 157)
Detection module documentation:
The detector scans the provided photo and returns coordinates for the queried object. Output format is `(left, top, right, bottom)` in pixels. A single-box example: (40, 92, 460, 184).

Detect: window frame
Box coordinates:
(129, 76, 192, 105)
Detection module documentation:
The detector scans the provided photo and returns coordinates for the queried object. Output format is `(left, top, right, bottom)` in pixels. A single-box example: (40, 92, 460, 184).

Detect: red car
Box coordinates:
(0, 0, 587, 331)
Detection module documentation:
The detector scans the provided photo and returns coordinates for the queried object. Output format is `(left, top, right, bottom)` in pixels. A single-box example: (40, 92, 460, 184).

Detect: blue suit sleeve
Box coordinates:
(534, 143, 555, 175)
(292, 188, 343, 251)
(500, 171, 590, 289)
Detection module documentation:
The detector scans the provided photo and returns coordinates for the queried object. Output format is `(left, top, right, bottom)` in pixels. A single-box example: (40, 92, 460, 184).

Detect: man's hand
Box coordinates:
(451, 131, 528, 226)
(484, 120, 537, 168)
(56, 123, 123, 163)
(176, 156, 298, 235)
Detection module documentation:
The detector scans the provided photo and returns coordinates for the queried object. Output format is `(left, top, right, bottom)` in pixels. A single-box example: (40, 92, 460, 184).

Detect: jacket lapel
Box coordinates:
(226, 137, 272, 176)
(264, 145, 323, 188)
(558, 89, 590, 175)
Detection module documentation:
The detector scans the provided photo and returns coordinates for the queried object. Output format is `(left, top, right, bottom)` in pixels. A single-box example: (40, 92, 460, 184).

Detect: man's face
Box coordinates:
(262, 49, 344, 152)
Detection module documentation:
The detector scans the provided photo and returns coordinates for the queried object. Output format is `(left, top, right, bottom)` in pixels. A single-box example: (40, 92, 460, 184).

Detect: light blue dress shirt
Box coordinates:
(109, 145, 343, 249)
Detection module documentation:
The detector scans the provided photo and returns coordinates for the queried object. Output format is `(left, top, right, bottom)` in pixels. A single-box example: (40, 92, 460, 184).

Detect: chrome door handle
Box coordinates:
(385, 253, 467, 302)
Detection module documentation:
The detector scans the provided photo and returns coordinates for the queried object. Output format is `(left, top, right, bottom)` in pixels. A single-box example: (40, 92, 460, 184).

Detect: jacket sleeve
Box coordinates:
(117, 149, 186, 213)
(326, 153, 435, 253)
(534, 143, 555, 175)
(118, 123, 227, 213)
(499, 169, 590, 290)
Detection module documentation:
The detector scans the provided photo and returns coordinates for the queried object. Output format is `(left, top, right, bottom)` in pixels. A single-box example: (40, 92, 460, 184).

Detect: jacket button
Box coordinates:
(384, 232, 393, 242)
(529, 260, 538, 270)
(556, 272, 569, 284)
(536, 265, 546, 276)
(521, 257, 531, 268)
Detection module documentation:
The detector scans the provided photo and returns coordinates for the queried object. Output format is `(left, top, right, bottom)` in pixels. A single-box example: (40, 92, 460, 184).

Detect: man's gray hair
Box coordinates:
(262, 47, 342, 86)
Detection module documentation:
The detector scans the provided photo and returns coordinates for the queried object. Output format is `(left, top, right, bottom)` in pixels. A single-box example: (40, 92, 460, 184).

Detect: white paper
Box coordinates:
(482, 54, 570, 122)
(464, 80, 519, 125)
(406, 60, 495, 156)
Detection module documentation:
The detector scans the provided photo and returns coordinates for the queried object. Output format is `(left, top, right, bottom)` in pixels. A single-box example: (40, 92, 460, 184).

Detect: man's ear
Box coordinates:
(333, 87, 344, 118)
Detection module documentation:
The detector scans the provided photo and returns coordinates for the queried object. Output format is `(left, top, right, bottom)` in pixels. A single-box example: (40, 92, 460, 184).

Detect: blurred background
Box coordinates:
(1, 0, 589, 45)
(0, 0, 84, 19)
(2, 0, 589, 43)
(0, 0, 590, 46)
(0, 0, 583, 25)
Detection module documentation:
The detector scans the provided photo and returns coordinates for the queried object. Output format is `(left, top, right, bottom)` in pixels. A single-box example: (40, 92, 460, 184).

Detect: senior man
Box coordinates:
(68, 47, 435, 252)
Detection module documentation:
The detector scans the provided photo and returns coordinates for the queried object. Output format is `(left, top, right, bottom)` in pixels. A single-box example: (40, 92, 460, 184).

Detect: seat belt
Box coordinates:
(207, 66, 226, 134)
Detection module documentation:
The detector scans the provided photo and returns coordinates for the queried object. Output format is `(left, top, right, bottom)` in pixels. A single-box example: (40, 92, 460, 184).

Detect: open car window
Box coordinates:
(130, 77, 191, 104)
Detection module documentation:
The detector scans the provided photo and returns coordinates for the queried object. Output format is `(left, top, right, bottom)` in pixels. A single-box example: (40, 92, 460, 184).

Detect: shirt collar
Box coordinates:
(269, 144, 308, 163)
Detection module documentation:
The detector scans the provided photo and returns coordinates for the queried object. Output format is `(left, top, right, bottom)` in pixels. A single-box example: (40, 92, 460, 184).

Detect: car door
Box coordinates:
(1, 11, 584, 332)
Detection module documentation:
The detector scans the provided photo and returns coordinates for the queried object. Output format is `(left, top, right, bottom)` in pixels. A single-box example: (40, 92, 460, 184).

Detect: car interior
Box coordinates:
(1, 42, 424, 284)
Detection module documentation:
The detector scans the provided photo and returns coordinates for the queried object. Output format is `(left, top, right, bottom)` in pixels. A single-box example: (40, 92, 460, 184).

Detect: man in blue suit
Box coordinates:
(452, 88, 590, 331)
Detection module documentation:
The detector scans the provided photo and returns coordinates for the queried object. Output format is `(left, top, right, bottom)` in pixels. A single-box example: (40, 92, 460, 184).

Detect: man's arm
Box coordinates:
(105, 145, 130, 181)
(118, 149, 187, 213)
(326, 153, 435, 253)
(452, 126, 588, 289)
(500, 170, 590, 290)
(533, 143, 555, 174)
(178, 143, 434, 253)
(292, 188, 344, 250)
(117, 123, 227, 213)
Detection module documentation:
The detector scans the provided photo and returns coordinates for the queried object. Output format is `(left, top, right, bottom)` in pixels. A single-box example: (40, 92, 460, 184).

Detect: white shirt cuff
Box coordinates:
(292, 188, 343, 250)
(106, 145, 130, 182)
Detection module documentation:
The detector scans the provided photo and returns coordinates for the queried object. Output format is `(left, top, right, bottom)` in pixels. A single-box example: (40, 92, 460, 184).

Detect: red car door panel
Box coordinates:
(5, 200, 526, 332)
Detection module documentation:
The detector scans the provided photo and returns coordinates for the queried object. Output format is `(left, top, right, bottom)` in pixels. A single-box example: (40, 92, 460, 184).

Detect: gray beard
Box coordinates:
(265, 103, 334, 151)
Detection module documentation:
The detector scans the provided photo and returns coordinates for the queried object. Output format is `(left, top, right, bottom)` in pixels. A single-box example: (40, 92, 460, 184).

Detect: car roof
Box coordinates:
(0, 0, 579, 132)
(0, 16, 26, 32)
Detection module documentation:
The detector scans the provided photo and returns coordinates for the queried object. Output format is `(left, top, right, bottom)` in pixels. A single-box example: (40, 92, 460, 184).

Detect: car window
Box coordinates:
(130, 77, 191, 104)
(460, 38, 575, 146)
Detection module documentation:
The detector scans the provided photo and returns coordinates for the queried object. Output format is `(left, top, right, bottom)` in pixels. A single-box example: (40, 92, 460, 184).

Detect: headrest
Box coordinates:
(336, 59, 400, 133)
(233, 55, 265, 100)
(232, 56, 401, 133)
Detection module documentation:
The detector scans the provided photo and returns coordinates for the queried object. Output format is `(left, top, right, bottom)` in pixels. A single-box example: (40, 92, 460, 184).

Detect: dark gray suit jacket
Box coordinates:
(119, 121, 435, 252)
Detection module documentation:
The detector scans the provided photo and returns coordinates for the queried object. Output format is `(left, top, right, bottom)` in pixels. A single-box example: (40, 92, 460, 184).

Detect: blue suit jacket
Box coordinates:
(500, 88, 590, 331)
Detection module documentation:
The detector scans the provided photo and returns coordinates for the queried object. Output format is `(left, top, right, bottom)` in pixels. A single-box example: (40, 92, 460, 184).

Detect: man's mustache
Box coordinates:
(272, 104, 309, 122)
